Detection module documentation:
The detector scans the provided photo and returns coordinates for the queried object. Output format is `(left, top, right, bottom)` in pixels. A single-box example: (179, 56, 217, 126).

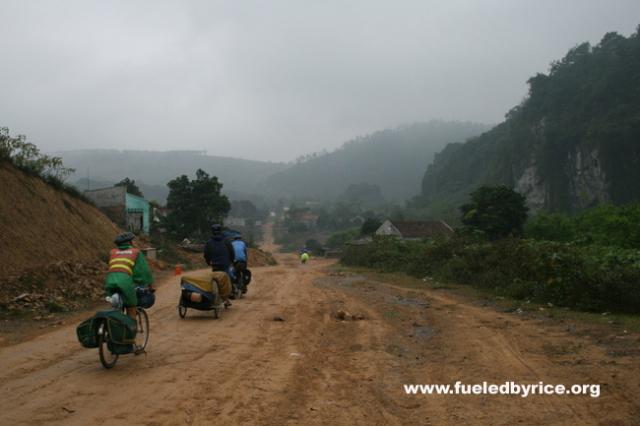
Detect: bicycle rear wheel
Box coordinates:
(98, 323, 119, 369)
(135, 308, 149, 350)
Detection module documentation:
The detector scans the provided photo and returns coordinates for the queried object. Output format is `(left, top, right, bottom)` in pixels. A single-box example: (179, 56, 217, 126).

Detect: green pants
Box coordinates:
(105, 272, 137, 307)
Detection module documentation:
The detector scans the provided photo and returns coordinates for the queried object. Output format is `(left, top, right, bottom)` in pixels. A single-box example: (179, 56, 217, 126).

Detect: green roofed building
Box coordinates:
(84, 186, 150, 234)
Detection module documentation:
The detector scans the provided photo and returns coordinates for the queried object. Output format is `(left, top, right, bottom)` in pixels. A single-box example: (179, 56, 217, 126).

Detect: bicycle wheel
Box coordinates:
(178, 305, 187, 319)
(135, 308, 149, 350)
(98, 323, 119, 369)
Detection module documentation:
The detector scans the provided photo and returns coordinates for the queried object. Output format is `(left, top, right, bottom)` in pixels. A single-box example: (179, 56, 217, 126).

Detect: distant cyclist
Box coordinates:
(300, 251, 310, 264)
(104, 232, 154, 319)
(230, 235, 249, 293)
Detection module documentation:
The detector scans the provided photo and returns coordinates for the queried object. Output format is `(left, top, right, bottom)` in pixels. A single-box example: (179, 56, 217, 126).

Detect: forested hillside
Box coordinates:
(262, 121, 489, 202)
(419, 28, 640, 219)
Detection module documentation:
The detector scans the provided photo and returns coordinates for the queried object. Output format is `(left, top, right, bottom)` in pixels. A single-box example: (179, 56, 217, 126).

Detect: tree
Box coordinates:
(360, 217, 381, 236)
(230, 200, 258, 219)
(115, 177, 143, 197)
(0, 127, 74, 181)
(340, 183, 385, 208)
(460, 185, 528, 240)
(305, 239, 325, 255)
(165, 169, 230, 238)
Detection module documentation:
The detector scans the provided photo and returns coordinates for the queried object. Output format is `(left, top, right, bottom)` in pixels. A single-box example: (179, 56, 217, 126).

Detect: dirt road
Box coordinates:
(1, 228, 639, 425)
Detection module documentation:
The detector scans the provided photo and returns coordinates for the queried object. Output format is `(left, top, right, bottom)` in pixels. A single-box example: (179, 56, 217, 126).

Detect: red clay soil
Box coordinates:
(0, 162, 121, 276)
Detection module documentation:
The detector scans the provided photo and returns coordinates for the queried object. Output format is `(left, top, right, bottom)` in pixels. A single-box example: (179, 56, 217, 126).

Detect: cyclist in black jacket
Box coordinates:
(204, 224, 235, 304)
(204, 224, 235, 272)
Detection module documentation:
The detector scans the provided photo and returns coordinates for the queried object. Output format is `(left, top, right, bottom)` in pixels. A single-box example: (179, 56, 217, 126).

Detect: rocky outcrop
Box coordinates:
(514, 147, 609, 214)
(419, 29, 640, 217)
(514, 161, 547, 213)
(566, 148, 609, 210)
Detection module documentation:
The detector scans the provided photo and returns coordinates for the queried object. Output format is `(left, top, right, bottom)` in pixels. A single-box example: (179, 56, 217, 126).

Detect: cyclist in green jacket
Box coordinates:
(105, 232, 154, 319)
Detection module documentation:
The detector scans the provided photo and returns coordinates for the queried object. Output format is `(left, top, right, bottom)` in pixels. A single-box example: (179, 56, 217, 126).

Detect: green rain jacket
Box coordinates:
(104, 243, 154, 306)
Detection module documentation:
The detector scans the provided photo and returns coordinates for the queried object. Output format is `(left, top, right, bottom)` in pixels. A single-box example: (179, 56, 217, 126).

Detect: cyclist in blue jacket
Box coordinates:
(231, 235, 249, 293)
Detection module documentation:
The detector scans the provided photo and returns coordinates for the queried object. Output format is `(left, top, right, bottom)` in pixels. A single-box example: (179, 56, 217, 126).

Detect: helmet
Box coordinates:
(211, 224, 222, 235)
(233, 235, 242, 240)
(114, 232, 135, 245)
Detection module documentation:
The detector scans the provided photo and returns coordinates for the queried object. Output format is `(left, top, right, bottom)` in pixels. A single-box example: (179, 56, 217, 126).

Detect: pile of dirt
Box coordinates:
(0, 162, 121, 275)
(0, 260, 107, 315)
(248, 247, 277, 267)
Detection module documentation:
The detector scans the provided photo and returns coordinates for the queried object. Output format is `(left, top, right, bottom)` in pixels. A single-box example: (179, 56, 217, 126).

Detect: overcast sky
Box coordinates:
(1, 1, 639, 162)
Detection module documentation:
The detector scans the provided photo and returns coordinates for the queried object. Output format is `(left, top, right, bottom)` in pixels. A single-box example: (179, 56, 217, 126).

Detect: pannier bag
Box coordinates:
(76, 317, 100, 348)
(76, 310, 137, 353)
(136, 287, 155, 308)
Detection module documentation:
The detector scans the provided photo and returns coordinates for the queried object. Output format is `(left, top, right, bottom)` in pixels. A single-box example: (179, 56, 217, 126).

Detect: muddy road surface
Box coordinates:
(1, 234, 639, 425)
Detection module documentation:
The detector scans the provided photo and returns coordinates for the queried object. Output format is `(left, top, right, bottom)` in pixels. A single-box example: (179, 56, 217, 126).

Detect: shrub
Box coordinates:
(526, 203, 640, 249)
(341, 235, 640, 313)
(326, 228, 360, 249)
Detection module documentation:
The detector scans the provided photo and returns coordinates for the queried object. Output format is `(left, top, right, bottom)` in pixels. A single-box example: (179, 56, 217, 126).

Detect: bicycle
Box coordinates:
(232, 262, 250, 298)
(98, 287, 152, 369)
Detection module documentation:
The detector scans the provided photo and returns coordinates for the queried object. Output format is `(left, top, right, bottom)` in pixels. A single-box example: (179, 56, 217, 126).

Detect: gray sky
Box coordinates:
(1, 1, 639, 162)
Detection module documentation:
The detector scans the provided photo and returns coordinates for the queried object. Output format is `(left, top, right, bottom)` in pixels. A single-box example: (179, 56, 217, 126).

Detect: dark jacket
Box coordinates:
(204, 235, 234, 271)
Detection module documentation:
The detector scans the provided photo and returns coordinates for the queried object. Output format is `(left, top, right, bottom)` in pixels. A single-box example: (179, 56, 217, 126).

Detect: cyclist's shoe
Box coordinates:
(134, 346, 146, 356)
(241, 288, 247, 294)
(224, 300, 232, 308)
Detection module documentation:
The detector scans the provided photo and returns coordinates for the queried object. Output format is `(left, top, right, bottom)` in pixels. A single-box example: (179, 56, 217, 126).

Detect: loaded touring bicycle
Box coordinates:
(77, 287, 155, 369)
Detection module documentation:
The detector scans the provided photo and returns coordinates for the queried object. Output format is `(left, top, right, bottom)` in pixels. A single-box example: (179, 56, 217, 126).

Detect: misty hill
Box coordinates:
(58, 150, 287, 203)
(262, 121, 489, 202)
(418, 28, 640, 219)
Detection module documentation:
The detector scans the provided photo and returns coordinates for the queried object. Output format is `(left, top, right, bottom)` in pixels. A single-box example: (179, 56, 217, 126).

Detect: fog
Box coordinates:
(1, 0, 639, 162)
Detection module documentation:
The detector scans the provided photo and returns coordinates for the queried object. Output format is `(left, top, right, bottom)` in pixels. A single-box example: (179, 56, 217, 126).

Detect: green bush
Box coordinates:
(342, 235, 640, 313)
(326, 228, 360, 249)
(305, 239, 325, 255)
(526, 203, 640, 248)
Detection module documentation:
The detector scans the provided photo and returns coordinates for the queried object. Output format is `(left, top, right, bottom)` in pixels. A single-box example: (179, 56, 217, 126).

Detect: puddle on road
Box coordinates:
(394, 297, 429, 308)
(314, 275, 368, 288)
(411, 325, 436, 340)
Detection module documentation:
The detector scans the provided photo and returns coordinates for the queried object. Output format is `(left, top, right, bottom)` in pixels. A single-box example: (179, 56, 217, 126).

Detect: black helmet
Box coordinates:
(211, 224, 222, 235)
(233, 235, 242, 240)
(115, 232, 135, 245)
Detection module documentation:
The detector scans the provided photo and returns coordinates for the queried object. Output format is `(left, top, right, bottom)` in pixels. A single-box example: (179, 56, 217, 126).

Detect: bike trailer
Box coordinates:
(179, 271, 222, 309)
(181, 271, 220, 294)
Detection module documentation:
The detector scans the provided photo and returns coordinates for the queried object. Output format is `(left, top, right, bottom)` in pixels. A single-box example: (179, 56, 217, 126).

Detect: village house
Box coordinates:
(84, 186, 151, 234)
